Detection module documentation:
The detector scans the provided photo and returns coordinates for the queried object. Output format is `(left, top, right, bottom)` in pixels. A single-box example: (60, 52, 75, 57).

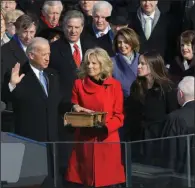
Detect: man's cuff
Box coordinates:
(8, 83, 16, 92)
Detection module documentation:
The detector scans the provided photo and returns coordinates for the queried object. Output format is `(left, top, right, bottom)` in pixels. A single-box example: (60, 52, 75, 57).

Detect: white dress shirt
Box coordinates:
(20, 41, 27, 53)
(69, 39, 83, 61)
(30, 64, 41, 79)
(182, 99, 194, 107)
(95, 25, 111, 38)
(183, 60, 190, 70)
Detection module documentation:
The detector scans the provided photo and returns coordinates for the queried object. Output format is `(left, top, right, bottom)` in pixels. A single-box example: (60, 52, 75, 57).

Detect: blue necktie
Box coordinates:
(39, 71, 48, 96)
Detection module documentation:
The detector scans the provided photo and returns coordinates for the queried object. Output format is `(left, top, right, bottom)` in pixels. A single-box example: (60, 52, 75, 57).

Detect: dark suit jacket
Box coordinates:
(169, 56, 195, 83)
(36, 18, 63, 41)
(97, 32, 115, 57)
(1, 38, 28, 82)
(49, 36, 96, 174)
(16, 0, 44, 17)
(163, 100, 195, 136)
(183, 4, 195, 30)
(125, 82, 179, 141)
(161, 101, 195, 174)
(129, 11, 176, 62)
(49, 35, 96, 103)
(83, 25, 114, 57)
(2, 62, 61, 142)
(111, 0, 185, 15)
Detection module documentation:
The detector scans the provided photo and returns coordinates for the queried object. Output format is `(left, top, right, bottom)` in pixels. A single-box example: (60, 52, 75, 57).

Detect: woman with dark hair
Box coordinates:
(124, 51, 179, 142)
(111, 28, 140, 140)
(112, 28, 140, 99)
(169, 30, 195, 83)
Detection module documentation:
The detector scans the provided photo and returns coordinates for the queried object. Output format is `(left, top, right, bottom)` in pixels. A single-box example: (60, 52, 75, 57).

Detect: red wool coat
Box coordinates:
(65, 76, 125, 187)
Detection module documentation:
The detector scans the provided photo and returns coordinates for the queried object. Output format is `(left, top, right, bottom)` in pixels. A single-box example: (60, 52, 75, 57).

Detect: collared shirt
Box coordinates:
(182, 99, 195, 107)
(93, 24, 111, 38)
(12, 34, 27, 53)
(141, 11, 155, 31)
(183, 60, 190, 70)
(122, 53, 135, 65)
(20, 42, 27, 53)
(69, 39, 83, 61)
(30, 63, 41, 79)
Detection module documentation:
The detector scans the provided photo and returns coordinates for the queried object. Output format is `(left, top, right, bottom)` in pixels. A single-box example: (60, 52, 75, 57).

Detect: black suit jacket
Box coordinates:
(83, 25, 114, 57)
(125, 82, 179, 141)
(2, 63, 61, 142)
(183, 4, 195, 30)
(161, 101, 195, 174)
(16, 0, 44, 17)
(49, 36, 96, 103)
(96, 33, 115, 57)
(1, 38, 28, 82)
(129, 12, 176, 62)
(163, 100, 195, 136)
(169, 56, 195, 83)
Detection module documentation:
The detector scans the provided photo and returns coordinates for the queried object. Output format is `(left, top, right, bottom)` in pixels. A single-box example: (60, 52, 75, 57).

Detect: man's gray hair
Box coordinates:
(26, 37, 49, 56)
(63, 10, 84, 27)
(42, 1, 63, 13)
(92, 1, 112, 16)
(178, 76, 195, 99)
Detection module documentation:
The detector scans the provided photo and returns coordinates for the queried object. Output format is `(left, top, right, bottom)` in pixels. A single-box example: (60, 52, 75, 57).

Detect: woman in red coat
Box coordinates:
(64, 48, 125, 187)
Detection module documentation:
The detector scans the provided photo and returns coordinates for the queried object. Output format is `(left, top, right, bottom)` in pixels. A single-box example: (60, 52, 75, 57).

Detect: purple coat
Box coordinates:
(112, 52, 139, 98)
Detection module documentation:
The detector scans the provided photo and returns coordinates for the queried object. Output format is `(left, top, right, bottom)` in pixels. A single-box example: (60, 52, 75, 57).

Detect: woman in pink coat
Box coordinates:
(64, 48, 125, 187)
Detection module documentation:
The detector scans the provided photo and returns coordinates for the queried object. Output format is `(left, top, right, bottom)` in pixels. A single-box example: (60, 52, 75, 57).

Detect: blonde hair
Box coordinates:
(5, 9, 24, 24)
(78, 47, 113, 80)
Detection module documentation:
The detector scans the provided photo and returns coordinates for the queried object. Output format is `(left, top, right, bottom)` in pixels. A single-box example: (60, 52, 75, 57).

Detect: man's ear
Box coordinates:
(179, 89, 184, 99)
(28, 52, 34, 61)
(81, 25, 84, 33)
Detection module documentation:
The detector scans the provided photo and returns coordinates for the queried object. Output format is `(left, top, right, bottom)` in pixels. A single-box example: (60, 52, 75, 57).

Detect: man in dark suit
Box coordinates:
(3, 37, 61, 141)
(163, 76, 195, 136)
(83, 1, 114, 56)
(2, 37, 62, 188)
(1, 14, 38, 82)
(49, 9, 96, 179)
(162, 76, 195, 174)
(1, 14, 38, 133)
(49, 9, 95, 103)
(36, 1, 64, 40)
(128, 0, 176, 62)
(98, 7, 129, 56)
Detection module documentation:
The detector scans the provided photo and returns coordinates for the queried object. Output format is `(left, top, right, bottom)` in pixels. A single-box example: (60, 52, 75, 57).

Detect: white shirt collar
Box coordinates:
(69, 39, 81, 50)
(20, 41, 27, 52)
(182, 99, 195, 107)
(95, 25, 111, 38)
(69, 39, 82, 60)
(29, 63, 41, 79)
(142, 11, 155, 20)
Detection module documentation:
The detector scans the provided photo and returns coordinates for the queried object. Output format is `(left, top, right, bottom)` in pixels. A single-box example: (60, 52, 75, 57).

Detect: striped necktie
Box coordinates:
(39, 71, 48, 96)
(73, 43, 81, 67)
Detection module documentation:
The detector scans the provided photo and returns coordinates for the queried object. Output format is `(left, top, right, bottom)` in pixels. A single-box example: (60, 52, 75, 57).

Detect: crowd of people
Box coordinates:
(1, 0, 195, 188)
